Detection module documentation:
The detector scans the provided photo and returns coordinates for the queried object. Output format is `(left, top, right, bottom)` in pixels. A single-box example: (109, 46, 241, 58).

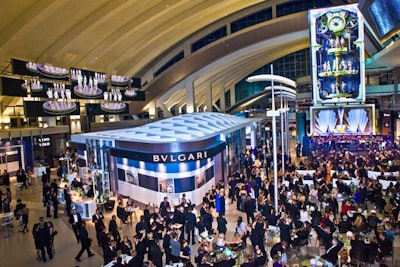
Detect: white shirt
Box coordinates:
(73, 214, 79, 223)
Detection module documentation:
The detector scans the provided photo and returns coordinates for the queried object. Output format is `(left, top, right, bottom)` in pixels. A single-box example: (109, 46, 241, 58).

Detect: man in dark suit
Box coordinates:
(185, 206, 196, 245)
(33, 217, 52, 262)
(321, 238, 342, 265)
(92, 209, 105, 247)
(103, 240, 118, 265)
(75, 221, 95, 261)
(109, 214, 121, 244)
(64, 185, 72, 217)
(244, 196, 255, 224)
(69, 209, 82, 243)
(159, 197, 170, 218)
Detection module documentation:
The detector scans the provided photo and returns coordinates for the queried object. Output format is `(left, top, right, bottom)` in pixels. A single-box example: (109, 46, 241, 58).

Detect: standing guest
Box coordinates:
(50, 189, 59, 218)
(217, 213, 227, 234)
(69, 209, 82, 243)
(163, 228, 172, 265)
(150, 239, 163, 267)
(244, 195, 255, 224)
(43, 183, 51, 216)
(20, 205, 29, 233)
(75, 221, 95, 261)
(170, 233, 181, 263)
(47, 221, 57, 255)
(135, 230, 147, 267)
(33, 217, 52, 262)
(159, 197, 170, 218)
(109, 214, 121, 245)
(228, 176, 236, 203)
(3, 170, 10, 186)
(92, 208, 105, 247)
(41, 172, 49, 187)
(185, 206, 197, 245)
(64, 185, 72, 217)
(219, 190, 226, 216)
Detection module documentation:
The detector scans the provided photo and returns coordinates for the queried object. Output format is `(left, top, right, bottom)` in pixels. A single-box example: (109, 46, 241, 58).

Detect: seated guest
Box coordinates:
(117, 201, 128, 224)
(377, 232, 393, 260)
(272, 254, 288, 267)
(71, 178, 82, 189)
(292, 222, 310, 247)
(321, 238, 343, 267)
(85, 185, 94, 198)
(338, 215, 351, 233)
(103, 240, 118, 265)
(350, 233, 366, 262)
(270, 241, 288, 264)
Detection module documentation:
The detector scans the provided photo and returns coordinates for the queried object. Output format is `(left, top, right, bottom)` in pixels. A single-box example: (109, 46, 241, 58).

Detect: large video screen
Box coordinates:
(310, 104, 375, 135)
(309, 4, 365, 105)
(86, 103, 130, 116)
(24, 101, 80, 117)
(0, 77, 28, 97)
(70, 67, 107, 99)
(11, 59, 70, 81)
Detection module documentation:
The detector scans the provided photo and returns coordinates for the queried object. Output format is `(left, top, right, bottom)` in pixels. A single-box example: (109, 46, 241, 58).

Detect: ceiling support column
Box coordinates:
(185, 76, 195, 113)
(206, 83, 212, 112)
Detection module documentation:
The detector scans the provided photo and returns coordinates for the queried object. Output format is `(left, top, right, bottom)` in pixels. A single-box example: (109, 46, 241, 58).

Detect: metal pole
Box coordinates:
(285, 100, 290, 157)
(271, 64, 279, 214)
(281, 109, 285, 175)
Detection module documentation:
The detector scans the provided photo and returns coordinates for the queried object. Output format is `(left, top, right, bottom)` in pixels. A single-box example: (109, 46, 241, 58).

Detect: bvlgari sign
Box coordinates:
(153, 151, 208, 163)
(110, 142, 225, 163)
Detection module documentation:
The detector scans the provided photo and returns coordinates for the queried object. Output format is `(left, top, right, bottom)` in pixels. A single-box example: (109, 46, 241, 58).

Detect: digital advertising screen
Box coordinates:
(0, 77, 28, 97)
(24, 100, 80, 117)
(70, 67, 107, 99)
(86, 103, 130, 116)
(310, 104, 375, 135)
(11, 59, 70, 81)
(309, 4, 365, 105)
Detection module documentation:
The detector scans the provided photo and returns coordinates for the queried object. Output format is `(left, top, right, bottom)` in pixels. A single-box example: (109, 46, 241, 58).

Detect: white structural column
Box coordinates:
(247, 67, 296, 214)
(185, 76, 195, 113)
(206, 83, 213, 112)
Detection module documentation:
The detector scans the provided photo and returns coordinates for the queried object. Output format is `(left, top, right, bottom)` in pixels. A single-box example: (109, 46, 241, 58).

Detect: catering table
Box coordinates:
(104, 254, 133, 267)
(58, 187, 96, 220)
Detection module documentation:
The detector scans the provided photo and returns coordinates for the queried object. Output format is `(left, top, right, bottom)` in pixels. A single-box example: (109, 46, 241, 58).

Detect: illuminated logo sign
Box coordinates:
(153, 151, 208, 163)
(38, 137, 51, 147)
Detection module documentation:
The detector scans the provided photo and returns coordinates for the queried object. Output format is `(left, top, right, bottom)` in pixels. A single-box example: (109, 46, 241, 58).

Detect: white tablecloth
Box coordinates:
(104, 255, 133, 267)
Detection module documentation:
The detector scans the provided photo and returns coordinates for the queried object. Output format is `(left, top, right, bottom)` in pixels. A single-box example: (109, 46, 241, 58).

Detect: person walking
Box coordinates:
(69, 209, 82, 243)
(20, 206, 29, 233)
(75, 221, 95, 261)
(33, 217, 52, 262)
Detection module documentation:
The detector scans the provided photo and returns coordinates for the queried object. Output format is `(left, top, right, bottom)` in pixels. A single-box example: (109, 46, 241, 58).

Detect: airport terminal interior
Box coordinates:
(0, 0, 400, 266)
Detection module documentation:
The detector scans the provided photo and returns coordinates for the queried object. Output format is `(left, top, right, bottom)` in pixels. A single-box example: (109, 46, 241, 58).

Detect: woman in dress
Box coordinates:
(47, 221, 56, 255)
(179, 239, 192, 266)
(120, 235, 133, 256)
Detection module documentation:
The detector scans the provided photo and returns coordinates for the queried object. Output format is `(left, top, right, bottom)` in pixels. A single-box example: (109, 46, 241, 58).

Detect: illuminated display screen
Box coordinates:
(309, 4, 365, 105)
(310, 104, 375, 135)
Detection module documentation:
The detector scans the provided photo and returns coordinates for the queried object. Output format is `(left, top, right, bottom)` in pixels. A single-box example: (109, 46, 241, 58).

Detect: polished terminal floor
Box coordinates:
(1, 164, 399, 267)
(0, 174, 248, 267)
